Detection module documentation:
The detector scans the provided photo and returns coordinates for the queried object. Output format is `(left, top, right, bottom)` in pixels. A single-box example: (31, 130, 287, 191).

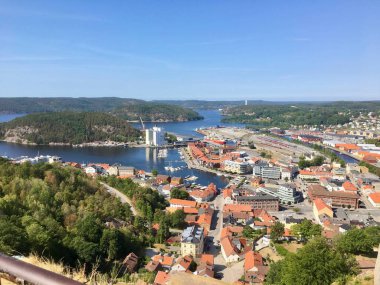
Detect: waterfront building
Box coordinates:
(146, 126, 165, 146)
(181, 226, 204, 257)
(223, 160, 250, 174)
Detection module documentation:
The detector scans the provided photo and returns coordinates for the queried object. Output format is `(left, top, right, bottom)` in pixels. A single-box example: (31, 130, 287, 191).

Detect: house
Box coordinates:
(181, 226, 204, 257)
(223, 204, 253, 217)
(342, 181, 358, 193)
(152, 254, 175, 270)
(122, 252, 138, 273)
(154, 271, 170, 285)
(244, 251, 269, 284)
(156, 174, 171, 184)
(200, 254, 214, 269)
(223, 188, 234, 204)
(190, 183, 217, 203)
(194, 256, 214, 278)
(169, 198, 197, 208)
(145, 260, 162, 272)
(313, 198, 333, 224)
(171, 177, 183, 186)
(84, 166, 97, 175)
(368, 192, 380, 208)
(220, 226, 245, 263)
(171, 255, 193, 272)
(118, 166, 136, 177)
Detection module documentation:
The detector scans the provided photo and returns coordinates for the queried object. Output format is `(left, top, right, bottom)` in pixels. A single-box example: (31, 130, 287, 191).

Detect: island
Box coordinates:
(0, 97, 203, 122)
(0, 112, 140, 145)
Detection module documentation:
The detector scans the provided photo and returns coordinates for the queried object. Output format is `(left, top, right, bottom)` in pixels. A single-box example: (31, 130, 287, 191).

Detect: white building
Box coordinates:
(145, 126, 165, 146)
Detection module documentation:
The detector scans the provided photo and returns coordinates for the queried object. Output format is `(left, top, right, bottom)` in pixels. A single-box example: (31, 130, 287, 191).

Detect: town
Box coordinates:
(6, 124, 380, 285)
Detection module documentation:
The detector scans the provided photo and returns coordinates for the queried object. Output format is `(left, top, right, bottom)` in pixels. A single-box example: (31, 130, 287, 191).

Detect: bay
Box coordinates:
(0, 110, 242, 188)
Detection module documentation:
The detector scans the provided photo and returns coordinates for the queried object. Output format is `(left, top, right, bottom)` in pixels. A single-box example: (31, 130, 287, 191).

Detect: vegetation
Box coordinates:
(222, 101, 380, 127)
(242, 226, 266, 240)
(99, 176, 185, 245)
(298, 155, 325, 169)
(170, 188, 190, 200)
(364, 138, 380, 147)
(359, 161, 380, 177)
(0, 112, 140, 145)
(0, 158, 143, 274)
(270, 222, 285, 242)
(335, 226, 380, 257)
(0, 97, 203, 122)
(265, 237, 358, 285)
(290, 219, 322, 242)
(114, 103, 203, 122)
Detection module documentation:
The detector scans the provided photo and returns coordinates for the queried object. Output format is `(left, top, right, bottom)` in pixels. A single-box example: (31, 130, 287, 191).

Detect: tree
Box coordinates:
(151, 169, 158, 176)
(335, 227, 380, 256)
(291, 219, 322, 242)
(270, 222, 284, 242)
(265, 237, 358, 285)
(170, 210, 186, 229)
(170, 188, 189, 200)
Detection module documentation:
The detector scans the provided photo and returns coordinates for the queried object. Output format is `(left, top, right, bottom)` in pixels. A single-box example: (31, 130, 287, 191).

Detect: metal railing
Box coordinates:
(0, 253, 82, 285)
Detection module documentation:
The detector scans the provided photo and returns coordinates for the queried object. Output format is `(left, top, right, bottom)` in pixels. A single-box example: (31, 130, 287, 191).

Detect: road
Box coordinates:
(100, 182, 139, 216)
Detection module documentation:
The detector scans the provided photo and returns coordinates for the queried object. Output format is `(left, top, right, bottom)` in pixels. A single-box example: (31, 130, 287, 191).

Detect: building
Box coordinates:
(313, 198, 333, 224)
(368, 192, 380, 208)
(254, 165, 281, 180)
(308, 185, 359, 209)
(257, 184, 301, 204)
(181, 226, 204, 257)
(234, 192, 279, 211)
(153, 271, 170, 285)
(169, 198, 197, 208)
(224, 160, 250, 174)
(146, 126, 165, 146)
(244, 251, 268, 284)
(122, 252, 138, 273)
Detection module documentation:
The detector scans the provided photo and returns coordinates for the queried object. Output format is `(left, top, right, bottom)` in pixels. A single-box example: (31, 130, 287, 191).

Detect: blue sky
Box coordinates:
(1, 1, 379, 101)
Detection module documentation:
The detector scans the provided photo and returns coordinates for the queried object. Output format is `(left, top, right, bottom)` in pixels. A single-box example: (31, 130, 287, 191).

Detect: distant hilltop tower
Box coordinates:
(245, 99, 248, 106)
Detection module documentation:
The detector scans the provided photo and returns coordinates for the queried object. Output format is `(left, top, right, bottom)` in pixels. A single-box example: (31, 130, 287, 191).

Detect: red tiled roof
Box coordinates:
(224, 204, 253, 213)
(369, 192, 380, 204)
(314, 198, 332, 213)
(342, 181, 358, 192)
(169, 199, 197, 207)
(201, 254, 214, 266)
(244, 251, 263, 271)
(154, 271, 170, 285)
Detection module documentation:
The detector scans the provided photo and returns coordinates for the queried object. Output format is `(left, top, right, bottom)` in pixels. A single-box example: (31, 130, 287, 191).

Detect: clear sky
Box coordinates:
(1, 1, 379, 101)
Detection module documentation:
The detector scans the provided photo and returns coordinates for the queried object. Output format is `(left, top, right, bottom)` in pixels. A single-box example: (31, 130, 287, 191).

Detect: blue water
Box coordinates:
(0, 113, 26, 123)
(132, 109, 246, 137)
(0, 110, 236, 188)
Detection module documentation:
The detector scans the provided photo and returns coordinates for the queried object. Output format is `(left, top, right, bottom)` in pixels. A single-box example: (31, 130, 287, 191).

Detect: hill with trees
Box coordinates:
(0, 158, 141, 274)
(222, 101, 380, 128)
(114, 103, 203, 122)
(0, 112, 140, 145)
(0, 97, 203, 122)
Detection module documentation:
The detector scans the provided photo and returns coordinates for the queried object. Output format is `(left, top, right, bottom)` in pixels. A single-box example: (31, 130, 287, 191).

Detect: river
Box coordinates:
(0, 110, 244, 188)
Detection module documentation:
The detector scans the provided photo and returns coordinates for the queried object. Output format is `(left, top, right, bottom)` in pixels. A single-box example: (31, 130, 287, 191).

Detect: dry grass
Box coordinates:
(169, 271, 230, 285)
(258, 247, 282, 262)
(281, 242, 304, 253)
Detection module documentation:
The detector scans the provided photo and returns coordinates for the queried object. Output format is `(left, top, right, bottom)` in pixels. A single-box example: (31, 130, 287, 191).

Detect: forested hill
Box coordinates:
(114, 103, 203, 122)
(0, 97, 203, 122)
(0, 159, 142, 273)
(222, 101, 380, 127)
(0, 112, 140, 145)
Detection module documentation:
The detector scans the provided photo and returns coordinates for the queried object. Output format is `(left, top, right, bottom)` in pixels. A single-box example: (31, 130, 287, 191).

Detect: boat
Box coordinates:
(158, 149, 168, 158)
